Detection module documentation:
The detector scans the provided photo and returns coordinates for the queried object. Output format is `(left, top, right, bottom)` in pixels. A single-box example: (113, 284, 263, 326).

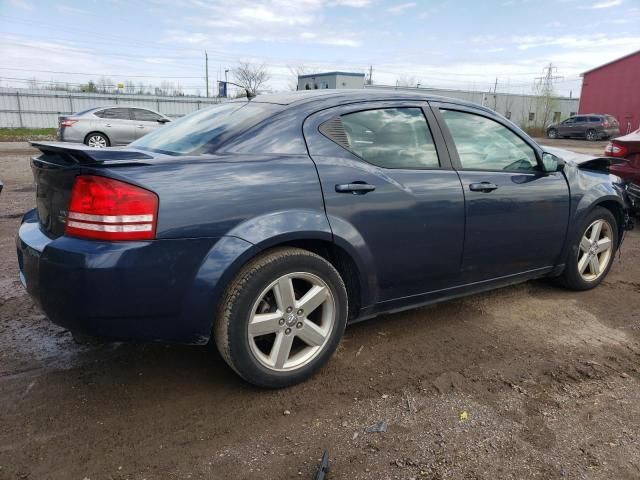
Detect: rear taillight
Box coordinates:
(602, 121, 609, 128)
(604, 142, 628, 158)
(65, 175, 158, 241)
(59, 119, 78, 128)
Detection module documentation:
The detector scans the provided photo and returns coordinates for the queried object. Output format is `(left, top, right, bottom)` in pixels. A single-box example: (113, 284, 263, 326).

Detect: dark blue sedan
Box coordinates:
(16, 90, 633, 387)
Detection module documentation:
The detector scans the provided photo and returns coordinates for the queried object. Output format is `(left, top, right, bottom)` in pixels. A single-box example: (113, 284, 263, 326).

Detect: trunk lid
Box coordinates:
(30, 141, 154, 238)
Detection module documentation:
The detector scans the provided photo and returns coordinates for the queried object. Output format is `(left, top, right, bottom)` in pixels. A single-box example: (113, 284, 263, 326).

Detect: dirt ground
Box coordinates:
(0, 140, 639, 480)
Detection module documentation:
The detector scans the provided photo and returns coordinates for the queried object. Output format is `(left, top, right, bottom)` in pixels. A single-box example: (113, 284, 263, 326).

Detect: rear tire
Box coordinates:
(558, 207, 618, 290)
(214, 247, 348, 388)
(84, 132, 110, 148)
(585, 129, 598, 141)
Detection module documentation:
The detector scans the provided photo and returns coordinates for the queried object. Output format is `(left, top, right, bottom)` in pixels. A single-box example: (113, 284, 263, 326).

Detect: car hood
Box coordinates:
(542, 145, 627, 181)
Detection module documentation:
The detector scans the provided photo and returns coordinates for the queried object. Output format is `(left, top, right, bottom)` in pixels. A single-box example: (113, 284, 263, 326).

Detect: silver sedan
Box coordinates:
(57, 106, 170, 147)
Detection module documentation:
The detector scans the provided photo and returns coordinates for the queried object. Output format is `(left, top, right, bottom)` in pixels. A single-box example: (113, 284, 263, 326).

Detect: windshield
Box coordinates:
(130, 102, 279, 155)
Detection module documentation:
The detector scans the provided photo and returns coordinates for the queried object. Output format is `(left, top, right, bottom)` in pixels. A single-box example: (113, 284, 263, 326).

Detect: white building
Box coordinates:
(297, 72, 366, 90)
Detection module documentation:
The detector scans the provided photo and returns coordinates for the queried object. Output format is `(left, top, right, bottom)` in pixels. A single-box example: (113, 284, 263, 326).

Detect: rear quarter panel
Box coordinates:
(88, 153, 327, 239)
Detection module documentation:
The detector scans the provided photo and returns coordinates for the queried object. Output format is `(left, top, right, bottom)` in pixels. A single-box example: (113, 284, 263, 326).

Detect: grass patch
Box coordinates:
(0, 128, 57, 142)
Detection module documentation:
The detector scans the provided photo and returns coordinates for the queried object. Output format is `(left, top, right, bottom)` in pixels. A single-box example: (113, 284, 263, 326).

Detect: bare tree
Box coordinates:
(532, 81, 558, 132)
(96, 76, 113, 93)
(124, 80, 136, 94)
(396, 74, 421, 88)
(232, 61, 270, 96)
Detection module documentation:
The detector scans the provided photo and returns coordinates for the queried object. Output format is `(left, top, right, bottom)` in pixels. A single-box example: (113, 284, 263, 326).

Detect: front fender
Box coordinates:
(563, 167, 627, 262)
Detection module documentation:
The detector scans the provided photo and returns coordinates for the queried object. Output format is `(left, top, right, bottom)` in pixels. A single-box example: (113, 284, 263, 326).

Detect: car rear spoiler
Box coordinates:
(30, 141, 154, 165)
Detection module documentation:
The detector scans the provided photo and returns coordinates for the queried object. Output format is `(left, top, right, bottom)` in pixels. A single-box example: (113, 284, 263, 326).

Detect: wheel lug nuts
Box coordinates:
(296, 322, 303, 329)
(285, 328, 292, 335)
(286, 307, 293, 313)
(297, 309, 303, 315)
(279, 319, 285, 325)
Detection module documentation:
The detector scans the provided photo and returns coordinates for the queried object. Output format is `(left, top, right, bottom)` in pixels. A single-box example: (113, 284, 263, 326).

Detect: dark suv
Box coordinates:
(547, 114, 619, 141)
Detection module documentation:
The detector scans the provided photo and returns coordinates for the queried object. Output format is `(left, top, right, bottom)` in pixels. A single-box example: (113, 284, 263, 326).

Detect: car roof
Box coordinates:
(82, 106, 159, 112)
(230, 89, 493, 113)
(74, 106, 164, 117)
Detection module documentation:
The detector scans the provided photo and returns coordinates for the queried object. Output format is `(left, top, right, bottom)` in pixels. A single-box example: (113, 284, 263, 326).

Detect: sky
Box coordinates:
(0, 0, 639, 97)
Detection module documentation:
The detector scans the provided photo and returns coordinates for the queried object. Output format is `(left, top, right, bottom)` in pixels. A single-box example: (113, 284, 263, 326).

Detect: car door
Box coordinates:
(93, 108, 136, 145)
(431, 102, 570, 283)
(572, 116, 588, 138)
(304, 101, 465, 304)
(557, 117, 575, 137)
(131, 108, 167, 139)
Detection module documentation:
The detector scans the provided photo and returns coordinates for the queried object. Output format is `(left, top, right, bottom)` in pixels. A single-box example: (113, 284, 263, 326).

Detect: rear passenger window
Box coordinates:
(132, 109, 163, 122)
(589, 116, 601, 122)
(95, 108, 131, 120)
(335, 108, 439, 169)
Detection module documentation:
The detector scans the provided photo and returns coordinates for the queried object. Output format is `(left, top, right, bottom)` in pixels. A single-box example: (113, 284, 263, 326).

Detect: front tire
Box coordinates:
(547, 128, 558, 139)
(214, 247, 348, 388)
(558, 207, 618, 290)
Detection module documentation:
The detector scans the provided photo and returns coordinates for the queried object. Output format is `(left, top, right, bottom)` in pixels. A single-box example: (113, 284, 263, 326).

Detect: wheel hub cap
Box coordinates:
(247, 272, 336, 372)
(577, 219, 613, 282)
(285, 312, 297, 327)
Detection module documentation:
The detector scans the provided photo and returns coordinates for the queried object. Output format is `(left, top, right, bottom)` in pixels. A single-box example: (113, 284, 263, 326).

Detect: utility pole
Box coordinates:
(205, 51, 209, 98)
(493, 77, 498, 109)
(534, 62, 563, 93)
(368, 65, 373, 85)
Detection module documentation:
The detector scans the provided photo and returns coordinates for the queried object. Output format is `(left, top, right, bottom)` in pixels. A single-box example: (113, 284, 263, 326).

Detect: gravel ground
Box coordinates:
(0, 141, 639, 480)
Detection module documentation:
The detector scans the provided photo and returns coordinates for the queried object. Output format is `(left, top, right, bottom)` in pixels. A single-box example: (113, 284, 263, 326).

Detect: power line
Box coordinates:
(0, 66, 204, 79)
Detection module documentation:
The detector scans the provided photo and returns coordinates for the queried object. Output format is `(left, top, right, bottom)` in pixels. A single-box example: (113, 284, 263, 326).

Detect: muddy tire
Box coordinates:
(558, 207, 618, 290)
(214, 247, 348, 388)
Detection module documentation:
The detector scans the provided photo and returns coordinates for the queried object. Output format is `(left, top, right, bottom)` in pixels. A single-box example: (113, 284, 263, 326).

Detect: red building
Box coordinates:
(579, 49, 640, 135)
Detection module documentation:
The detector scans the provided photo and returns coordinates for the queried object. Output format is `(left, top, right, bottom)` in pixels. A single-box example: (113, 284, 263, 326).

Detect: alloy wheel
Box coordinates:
(586, 130, 597, 141)
(577, 219, 613, 282)
(87, 135, 107, 148)
(247, 272, 336, 372)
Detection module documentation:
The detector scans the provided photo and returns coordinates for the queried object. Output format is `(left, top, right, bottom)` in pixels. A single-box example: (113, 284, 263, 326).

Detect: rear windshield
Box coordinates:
(130, 102, 278, 155)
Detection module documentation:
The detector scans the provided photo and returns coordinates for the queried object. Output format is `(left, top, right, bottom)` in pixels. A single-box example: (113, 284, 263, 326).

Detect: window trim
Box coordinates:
(312, 101, 453, 171)
(429, 101, 545, 174)
(335, 106, 442, 171)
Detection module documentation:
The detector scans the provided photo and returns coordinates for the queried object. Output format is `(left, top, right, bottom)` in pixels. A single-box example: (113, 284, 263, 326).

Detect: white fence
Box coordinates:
(0, 87, 223, 128)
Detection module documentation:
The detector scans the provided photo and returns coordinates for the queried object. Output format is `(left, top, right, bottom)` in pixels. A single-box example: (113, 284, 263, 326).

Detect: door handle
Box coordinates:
(105, 124, 112, 127)
(335, 183, 376, 194)
(469, 182, 498, 193)
(136, 125, 145, 128)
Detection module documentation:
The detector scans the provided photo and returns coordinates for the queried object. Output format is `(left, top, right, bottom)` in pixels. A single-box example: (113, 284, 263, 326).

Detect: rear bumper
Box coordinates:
(16, 210, 227, 343)
(56, 127, 84, 143)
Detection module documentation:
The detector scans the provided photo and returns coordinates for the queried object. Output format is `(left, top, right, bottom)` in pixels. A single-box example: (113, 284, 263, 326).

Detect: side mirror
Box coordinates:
(157, 118, 170, 124)
(542, 152, 565, 173)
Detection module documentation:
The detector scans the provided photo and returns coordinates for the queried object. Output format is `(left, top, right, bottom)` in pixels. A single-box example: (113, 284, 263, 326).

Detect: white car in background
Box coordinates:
(57, 106, 170, 147)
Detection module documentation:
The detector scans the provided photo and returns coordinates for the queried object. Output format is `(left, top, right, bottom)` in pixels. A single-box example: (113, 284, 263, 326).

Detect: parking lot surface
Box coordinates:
(1, 141, 639, 479)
